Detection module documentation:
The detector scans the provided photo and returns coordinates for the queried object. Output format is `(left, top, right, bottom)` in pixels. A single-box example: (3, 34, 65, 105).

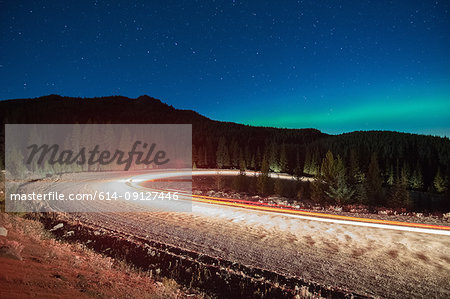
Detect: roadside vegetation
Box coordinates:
(194, 145, 450, 214)
(204, 134, 450, 213)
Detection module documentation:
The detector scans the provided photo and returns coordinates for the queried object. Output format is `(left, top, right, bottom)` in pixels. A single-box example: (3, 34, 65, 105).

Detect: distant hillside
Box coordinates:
(0, 94, 326, 168)
(0, 94, 210, 125)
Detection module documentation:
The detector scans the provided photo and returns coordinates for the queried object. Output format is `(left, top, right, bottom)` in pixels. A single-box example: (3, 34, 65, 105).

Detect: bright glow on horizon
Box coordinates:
(231, 93, 450, 137)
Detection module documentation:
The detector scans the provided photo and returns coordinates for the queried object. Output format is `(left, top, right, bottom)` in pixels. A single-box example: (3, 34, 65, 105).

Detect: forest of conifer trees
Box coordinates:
(194, 130, 450, 212)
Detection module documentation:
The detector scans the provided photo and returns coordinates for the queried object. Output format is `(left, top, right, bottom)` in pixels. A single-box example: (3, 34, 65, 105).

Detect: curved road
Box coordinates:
(21, 170, 450, 298)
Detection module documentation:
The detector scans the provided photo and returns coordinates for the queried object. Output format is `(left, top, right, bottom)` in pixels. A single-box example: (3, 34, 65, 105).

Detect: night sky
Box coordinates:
(1, 1, 449, 136)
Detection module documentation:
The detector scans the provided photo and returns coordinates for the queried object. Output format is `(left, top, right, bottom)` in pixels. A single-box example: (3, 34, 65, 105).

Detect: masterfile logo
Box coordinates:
(26, 140, 170, 171)
(4, 124, 192, 213)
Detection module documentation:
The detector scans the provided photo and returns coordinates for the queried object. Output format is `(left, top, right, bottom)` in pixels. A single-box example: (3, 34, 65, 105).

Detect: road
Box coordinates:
(20, 170, 450, 298)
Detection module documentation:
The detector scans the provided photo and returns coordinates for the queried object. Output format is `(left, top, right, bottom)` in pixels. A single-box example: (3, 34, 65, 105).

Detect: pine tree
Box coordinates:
(279, 144, 288, 173)
(366, 153, 383, 206)
(202, 145, 209, 167)
(303, 149, 312, 175)
(250, 155, 256, 170)
(386, 164, 394, 186)
(310, 178, 324, 203)
(293, 165, 302, 180)
(255, 147, 262, 170)
(348, 149, 359, 185)
(401, 162, 409, 186)
(318, 152, 354, 205)
(309, 150, 319, 176)
(410, 162, 424, 190)
(245, 144, 252, 169)
(216, 136, 230, 169)
(257, 153, 271, 195)
(348, 149, 366, 204)
(192, 145, 199, 167)
(325, 156, 354, 205)
(311, 150, 340, 204)
(268, 139, 280, 172)
(389, 161, 410, 208)
(309, 151, 332, 204)
(354, 182, 368, 205)
(434, 169, 447, 193)
(204, 147, 209, 167)
(320, 150, 335, 185)
(230, 139, 240, 168)
(239, 148, 246, 171)
(197, 146, 206, 167)
(293, 150, 302, 179)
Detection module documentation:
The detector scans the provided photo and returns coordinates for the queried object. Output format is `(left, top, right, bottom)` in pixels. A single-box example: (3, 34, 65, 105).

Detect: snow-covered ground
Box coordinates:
(19, 170, 450, 297)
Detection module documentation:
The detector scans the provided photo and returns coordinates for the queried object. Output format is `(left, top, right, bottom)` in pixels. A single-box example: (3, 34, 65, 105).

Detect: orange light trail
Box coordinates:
(127, 170, 450, 235)
(189, 193, 450, 232)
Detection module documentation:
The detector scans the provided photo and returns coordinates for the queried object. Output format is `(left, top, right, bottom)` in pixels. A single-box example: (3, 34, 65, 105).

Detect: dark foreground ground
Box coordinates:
(0, 213, 206, 299)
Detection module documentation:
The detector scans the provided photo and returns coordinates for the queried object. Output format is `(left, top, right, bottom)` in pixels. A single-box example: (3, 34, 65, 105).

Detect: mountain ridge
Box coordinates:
(2, 94, 448, 140)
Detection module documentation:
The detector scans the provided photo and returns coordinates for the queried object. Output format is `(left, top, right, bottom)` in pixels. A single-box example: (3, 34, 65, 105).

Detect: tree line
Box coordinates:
(194, 132, 450, 211)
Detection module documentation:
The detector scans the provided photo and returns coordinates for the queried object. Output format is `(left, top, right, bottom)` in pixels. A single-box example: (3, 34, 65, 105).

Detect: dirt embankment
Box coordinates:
(0, 213, 205, 299)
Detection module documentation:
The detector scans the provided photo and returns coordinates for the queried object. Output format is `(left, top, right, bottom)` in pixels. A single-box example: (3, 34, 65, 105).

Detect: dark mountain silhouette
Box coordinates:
(0, 94, 326, 168)
(0, 94, 209, 125)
